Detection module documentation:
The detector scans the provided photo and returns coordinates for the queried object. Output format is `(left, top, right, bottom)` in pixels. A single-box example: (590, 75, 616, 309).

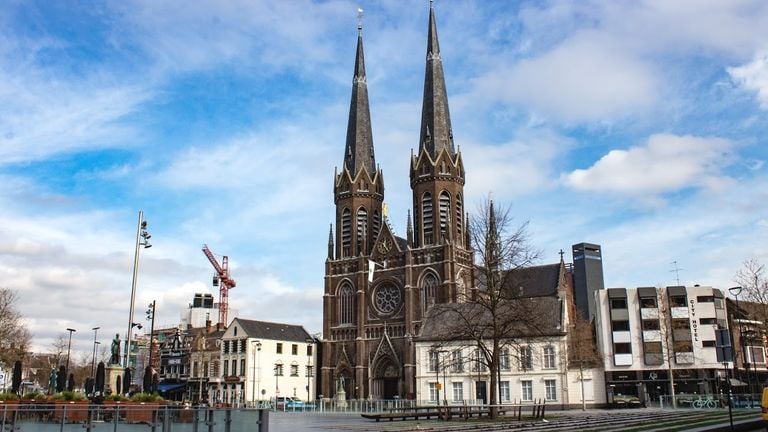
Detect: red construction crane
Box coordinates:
(202, 244, 236, 326)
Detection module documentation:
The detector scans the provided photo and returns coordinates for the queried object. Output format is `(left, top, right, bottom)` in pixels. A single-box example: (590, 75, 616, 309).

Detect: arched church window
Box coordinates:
(422, 192, 433, 245)
(341, 208, 351, 257)
(456, 193, 463, 246)
(338, 284, 355, 325)
(422, 272, 439, 313)
(357, 207, 368, 254)
(439, 191, 450, 237)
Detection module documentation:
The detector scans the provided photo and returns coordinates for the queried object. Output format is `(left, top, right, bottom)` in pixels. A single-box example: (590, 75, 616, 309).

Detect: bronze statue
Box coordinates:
(110, 333, 121, 365)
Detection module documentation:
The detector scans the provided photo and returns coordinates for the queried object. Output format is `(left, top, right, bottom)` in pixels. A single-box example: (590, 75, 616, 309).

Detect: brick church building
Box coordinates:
(321, 3, 475, 400)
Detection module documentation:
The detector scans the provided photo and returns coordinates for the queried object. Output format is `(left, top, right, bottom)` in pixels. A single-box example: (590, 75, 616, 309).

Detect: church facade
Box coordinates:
(321, 4, 475, 400)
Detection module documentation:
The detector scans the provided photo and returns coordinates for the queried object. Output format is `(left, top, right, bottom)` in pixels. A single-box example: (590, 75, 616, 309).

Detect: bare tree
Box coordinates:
(426, 199, 550, 419)
(0, 288, 31, 369)
(734, 259, 768, 335)
(50, 334, 68, 368)
(567, 310, 599, 410)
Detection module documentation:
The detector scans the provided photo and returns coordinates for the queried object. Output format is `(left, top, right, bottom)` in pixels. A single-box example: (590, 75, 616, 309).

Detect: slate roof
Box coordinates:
(476, 263, 562, 298)
(233, 318, 311, 342)
(418, 295, 564, 342)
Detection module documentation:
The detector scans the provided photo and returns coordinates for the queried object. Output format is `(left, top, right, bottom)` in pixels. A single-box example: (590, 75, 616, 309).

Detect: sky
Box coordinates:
(2, 0, 768, 357)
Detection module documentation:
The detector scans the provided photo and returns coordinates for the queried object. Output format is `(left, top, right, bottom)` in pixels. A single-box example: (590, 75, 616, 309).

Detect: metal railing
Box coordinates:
(0, 403, 268, 432)
(658, 393, 761, 409)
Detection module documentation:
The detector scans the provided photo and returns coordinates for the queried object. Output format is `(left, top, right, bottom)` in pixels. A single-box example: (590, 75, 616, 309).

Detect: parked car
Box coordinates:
(274, 396, 304, 410)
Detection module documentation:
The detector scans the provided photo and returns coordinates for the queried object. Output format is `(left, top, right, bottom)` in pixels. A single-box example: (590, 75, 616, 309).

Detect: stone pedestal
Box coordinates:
(106, 364, 123, 395)
(336, 389, 347, 408)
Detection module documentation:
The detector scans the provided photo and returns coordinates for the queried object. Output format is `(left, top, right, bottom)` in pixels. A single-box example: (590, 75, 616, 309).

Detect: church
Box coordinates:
(321, 3, 475, 400)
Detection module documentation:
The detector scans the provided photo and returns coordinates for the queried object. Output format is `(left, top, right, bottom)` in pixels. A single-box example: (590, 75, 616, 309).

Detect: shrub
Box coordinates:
(104, 394, 129, 402)
(51, 391, 87, 401)
(22, 392, 45, 400)
(130, 392, 163, 403)
(0, 393, 20, 401)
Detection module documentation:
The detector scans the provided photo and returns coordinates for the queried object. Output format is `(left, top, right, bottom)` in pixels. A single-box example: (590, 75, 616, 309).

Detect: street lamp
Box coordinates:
(124, 211, 151, 369)
(251, 340, 261, 406)
(90, 327, 100, 388)
(65, 328, 76, 387)
(145, 300, 156, 393)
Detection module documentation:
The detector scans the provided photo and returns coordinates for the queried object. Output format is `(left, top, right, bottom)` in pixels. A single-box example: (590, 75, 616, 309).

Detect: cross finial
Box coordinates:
(357, 8, 363, 32)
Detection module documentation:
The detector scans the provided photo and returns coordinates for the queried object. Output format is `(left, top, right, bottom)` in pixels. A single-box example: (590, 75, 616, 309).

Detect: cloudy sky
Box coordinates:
(2, 0, 768, 356)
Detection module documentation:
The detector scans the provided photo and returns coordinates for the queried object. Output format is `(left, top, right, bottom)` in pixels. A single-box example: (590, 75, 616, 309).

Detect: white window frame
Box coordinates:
(500, 381, 510, 402)
(521, 380, 533, 402)
(452, 382, 463, 402)
(544, 379, 557, 401)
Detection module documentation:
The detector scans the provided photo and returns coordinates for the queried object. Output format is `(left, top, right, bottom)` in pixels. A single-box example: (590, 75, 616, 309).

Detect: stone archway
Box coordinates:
(373, 359, 400, 400)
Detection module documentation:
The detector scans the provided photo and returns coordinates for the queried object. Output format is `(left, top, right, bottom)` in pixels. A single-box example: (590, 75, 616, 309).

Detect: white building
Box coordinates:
(216, 318, 317, 406)
(414, 262, 606, 408)
(595, 286, 730, 403)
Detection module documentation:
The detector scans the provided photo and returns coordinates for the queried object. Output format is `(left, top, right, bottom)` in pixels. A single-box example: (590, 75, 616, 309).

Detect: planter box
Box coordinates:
(0, 400, 19, 418)
(125, 402, 162, 424)
(53, 401, 89, 423)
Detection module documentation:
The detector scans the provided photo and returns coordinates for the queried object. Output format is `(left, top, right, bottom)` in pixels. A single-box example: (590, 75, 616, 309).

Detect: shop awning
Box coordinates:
(728, 378, 747, 386)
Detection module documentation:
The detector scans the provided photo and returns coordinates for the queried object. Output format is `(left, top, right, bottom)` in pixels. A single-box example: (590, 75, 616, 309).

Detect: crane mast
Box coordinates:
(202, 244, 236, 326)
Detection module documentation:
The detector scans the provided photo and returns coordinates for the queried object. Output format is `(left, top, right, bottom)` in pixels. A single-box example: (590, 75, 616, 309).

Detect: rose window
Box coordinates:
(373, 284, 402, 315)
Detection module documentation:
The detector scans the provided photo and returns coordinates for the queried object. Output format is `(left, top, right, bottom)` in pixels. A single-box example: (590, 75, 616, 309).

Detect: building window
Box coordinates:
(643, 341, 663, 365)
(428, 383, 438, 402)
(193, 361, 199, 377)
(614, 343, 632, 354)
(292, 344, 298, 355)
(356, 207, 368, 254)
(428, 350, 439, 372)
(452, 382, 463, 402)
(212, 361, 219, 377)
(471, 349, 486, 372)
(672, 318, 690, 330)
(341, 208, 351, 256)
(455, 194, 463, 245)
(306, 365, 314, 377)
(422, 273, 438, 313)
(372, 210, 381, 245)
(521, 381, 533, 401)
(749, 346, 766, 364)
(290, 364, 299, 377)
(697, 296, 714, 303)
(640, 296, 657, 308)
(307, 345, 313, 356)
(519, 346, 532, 371)
(642, 319, 660, 331)
(439, 191, 451, 236)
(543, 345, 556, 369)
(274, 363, 283, 376)
(223, 341, 229, 354)
(669, 295, 686, 307)
(702, 340, 716, 348)
(422, 192, 433, 245)
(223, 360, 229, 377)
(276, 343, 283, 354)
(611, 320, 630, 331)
(231, 360, 237, 376)
(203, 361, 209, 378)
(451, 350, 464, 373)
(610, 298, 627, 309)
(673, 340, 692, 353)
(500, 381, 510, 402)
(500, 348, 510, 371)
(339, 284, 355, 325)
(699, 318, 717, 325)
(544, 379, 557, 401)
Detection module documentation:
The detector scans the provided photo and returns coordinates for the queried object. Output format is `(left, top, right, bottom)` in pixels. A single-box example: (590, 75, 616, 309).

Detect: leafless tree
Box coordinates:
(567, 310, 599, 410)
(0, 288, 31, 369)
(734, 259, 768, 334)
(426, 199, 549, 419)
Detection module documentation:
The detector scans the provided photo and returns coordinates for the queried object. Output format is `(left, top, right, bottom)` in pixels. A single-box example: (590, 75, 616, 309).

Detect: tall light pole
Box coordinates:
(251, 340, 261, 406)
(124, 211, 151, 369)
(90, 327, 100, 386)
(145, 300, 156, 393)
(65, 328, 76, 387)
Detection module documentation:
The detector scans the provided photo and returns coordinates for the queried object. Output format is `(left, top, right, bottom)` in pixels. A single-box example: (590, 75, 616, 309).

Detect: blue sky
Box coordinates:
(2, 0, 768, 356)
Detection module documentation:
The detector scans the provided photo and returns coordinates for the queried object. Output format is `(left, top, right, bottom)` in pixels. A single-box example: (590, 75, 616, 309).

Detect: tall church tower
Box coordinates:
(322, 4, 473, 401)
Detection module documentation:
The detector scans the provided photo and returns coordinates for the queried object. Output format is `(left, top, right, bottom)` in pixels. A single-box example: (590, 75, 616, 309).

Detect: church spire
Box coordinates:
(418, 1, 455, 159)
(327, 224, 335, 259)
(343, 8, 376, 177)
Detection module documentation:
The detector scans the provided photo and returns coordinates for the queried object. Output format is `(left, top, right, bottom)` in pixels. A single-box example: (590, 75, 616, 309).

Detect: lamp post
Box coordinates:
(124, 211, 151, 369)
(145, 300, 156, 393)
(251, 340, 261, 406)
(305, 338, 313, 403)
(90, 327, 100, 388)
(729, 286, 752, 401)
(65, 328, 76, 385)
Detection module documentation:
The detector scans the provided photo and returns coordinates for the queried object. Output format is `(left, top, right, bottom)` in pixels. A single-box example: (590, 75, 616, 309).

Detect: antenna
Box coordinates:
(670, 260, 683, 286)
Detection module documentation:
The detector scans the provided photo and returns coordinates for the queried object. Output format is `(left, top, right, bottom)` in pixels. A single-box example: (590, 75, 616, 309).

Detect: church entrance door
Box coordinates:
(383, 378, 399, 399)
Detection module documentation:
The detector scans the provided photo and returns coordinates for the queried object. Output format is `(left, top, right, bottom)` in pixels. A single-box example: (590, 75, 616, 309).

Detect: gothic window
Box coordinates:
(372, 283, 402, 316)
(338, 284, 355, 325)
(421, 272, 438, 313)
(341, 208, 351, 257)
(456, 193, 463, 246)
(422, 192, 433, 245)
(357, 207, 368, 254)
(439, 191, 450, 237)
(372, 210, 381, 244)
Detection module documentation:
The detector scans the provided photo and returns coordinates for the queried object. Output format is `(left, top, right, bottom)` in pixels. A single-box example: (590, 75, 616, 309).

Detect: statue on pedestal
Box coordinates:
(110, 334, 121, 365)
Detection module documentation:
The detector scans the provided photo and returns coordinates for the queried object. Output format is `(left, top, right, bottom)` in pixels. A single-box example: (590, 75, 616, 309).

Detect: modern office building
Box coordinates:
(595, 285, 729, 404)
(571, 243, 605, 321)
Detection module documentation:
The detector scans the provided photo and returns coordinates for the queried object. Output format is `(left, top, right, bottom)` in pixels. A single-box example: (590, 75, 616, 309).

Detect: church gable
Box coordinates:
(370, 218, 401, 261)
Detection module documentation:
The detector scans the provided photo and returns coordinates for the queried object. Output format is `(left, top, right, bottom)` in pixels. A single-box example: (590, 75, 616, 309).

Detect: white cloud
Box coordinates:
(564, 134, 735, 195)
(729, 51, 768, 109)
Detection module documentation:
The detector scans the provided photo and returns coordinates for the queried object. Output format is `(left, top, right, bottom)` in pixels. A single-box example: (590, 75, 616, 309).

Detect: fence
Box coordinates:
(0, 404, 268, 432)
(658, 393, 761, 409)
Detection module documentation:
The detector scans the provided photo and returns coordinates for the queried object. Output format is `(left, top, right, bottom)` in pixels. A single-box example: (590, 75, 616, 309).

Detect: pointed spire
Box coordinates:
(418, 1, 455, 159)
(407, 210, 413, 247)
(343, 8, 376, 176)
(328, 224, 335, 259)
